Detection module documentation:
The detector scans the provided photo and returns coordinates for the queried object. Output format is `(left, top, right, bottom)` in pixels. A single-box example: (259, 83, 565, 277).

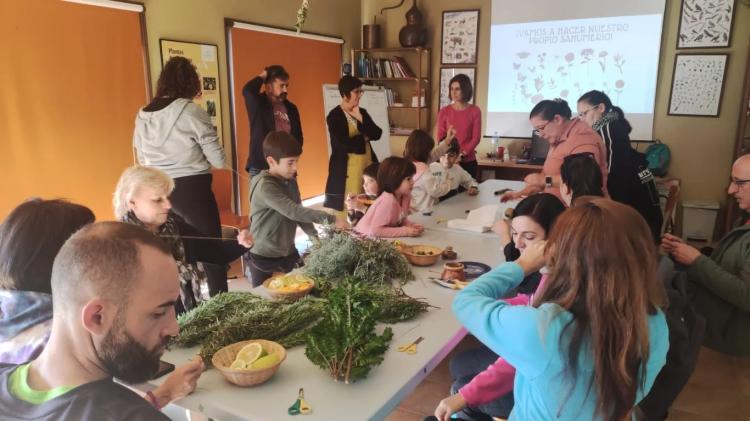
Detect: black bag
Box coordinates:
(637, 257, 706, 420)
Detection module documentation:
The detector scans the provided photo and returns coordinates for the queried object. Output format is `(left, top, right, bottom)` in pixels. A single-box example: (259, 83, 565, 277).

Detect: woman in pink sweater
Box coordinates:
(434, 193, 565, 421)
(354, 157, 424, 237)
(435, 74, 482, 178)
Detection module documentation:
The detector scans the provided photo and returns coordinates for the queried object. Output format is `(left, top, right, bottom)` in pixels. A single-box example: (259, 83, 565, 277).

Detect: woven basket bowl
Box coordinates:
(212, 339, 287, 386)
(262, 275, 315, 300)
(401, 244, 443, 266)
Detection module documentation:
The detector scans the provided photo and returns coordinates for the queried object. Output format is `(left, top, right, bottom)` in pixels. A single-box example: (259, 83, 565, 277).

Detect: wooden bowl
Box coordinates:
(262, 274, 315, 300)
(400, 244, 443, 266)
(212, 339, 287, 387)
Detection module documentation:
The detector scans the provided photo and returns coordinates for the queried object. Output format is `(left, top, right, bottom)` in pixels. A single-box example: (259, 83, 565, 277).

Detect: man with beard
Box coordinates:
(243, 65, 303, 176)
(0, 222, 202, 420)
(662, 154, 750, 356)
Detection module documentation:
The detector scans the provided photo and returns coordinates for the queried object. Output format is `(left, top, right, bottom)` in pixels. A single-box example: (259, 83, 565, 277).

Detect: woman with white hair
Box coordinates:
(114, 166, 252, 312)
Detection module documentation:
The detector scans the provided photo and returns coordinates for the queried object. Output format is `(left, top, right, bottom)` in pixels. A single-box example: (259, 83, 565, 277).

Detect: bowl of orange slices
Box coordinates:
(262, 273, 315, 300)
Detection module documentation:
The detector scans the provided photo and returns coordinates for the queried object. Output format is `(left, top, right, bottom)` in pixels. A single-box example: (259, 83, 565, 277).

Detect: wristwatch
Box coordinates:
(545, 176, 553, 188)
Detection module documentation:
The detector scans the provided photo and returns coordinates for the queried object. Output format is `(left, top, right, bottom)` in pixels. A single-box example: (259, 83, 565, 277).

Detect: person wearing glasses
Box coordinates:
(324, 75, 383, 211)
(662, 154, 750, 356)
(500, 99, 607, 202)
(577, 90, 663, 241)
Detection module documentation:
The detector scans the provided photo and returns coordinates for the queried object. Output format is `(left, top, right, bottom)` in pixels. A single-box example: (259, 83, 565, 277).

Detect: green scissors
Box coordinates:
(288, 388, 312, 415)
(397, 336, 424, 355)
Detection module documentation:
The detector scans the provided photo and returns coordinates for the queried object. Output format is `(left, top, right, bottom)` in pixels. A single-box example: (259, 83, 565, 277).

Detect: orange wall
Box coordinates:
(0, 0, 146, 219)
(229, 27, 341, 215)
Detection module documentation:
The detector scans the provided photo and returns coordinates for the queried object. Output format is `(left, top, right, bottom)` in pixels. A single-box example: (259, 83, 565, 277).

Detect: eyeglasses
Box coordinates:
(533, 121, 551, 135)
(730, 177, 750, 188)
(577, 106, 597, 119)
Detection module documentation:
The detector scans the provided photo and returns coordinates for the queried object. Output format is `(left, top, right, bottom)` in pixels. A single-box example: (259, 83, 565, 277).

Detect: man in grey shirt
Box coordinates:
(0, 222, 203, 420)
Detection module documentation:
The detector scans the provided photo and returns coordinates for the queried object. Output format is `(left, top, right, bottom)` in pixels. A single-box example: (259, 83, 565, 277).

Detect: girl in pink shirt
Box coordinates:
(436, 74, 482, 178)
(354, 157, 424, 238)
(434, 193, 566, 421)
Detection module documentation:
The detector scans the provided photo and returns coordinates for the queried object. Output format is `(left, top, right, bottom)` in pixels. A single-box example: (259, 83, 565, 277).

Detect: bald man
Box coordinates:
(662, 154, 750, 356)
(0, 222, 202, 420)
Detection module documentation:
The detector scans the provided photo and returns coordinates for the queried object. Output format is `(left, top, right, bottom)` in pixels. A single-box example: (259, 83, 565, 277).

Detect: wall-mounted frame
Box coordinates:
(439, 67, 476, 109)
(668, 53, 728, 117)
(159, 39, 223, 136)
(441, 9, 480, 65)
(677, 0, 736, 49)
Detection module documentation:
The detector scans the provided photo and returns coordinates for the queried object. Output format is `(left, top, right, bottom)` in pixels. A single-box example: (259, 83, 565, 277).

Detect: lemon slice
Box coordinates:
(235, 342, 264, 366)
(229, 359, 248, 370)
(251, 353, 280, 369)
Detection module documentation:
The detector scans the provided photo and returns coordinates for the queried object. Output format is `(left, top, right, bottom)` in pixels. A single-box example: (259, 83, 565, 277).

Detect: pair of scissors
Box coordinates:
(288, 388, 312, 415)
(397, 337, 424, 354)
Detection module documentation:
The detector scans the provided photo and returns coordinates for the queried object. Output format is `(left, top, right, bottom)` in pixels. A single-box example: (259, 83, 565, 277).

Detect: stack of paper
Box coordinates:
(447, 205, 499, 233)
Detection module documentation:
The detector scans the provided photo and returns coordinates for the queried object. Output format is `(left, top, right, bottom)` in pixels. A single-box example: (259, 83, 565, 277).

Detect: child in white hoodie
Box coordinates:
(429, 141, 479, 202)
(403, 130, 453, 213)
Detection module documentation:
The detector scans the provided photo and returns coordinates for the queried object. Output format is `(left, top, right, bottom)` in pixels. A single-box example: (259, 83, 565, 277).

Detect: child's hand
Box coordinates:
(334, 215, 351, 230)
(516, 241, 547, 275)
(405, 224, 424, 237)
(467, 186, 479, 196)
(236, 229, 254, 248)
(446, 125, 456, 141)
(345, 193, 356, 211)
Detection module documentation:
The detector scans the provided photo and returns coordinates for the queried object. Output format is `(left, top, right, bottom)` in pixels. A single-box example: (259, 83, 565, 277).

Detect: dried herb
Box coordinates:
(303, 229, 414, 285)
(174, 292, 326, 362)
(304, 279, 393, 383)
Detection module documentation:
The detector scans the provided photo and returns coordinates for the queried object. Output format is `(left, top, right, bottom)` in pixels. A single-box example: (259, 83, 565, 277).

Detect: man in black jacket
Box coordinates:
(242, 65, 303, 175)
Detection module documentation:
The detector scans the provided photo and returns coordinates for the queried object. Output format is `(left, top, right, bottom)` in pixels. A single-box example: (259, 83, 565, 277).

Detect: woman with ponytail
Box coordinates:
(452, 198, 669, 420)
(577, 90, 662, 240)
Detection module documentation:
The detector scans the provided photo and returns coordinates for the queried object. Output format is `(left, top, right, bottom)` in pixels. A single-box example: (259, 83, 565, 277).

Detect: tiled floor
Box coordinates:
(387, 337, 750, 421)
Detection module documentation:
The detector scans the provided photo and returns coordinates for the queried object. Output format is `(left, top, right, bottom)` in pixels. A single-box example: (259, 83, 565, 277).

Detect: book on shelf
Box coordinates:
(356, 55, 415, 79)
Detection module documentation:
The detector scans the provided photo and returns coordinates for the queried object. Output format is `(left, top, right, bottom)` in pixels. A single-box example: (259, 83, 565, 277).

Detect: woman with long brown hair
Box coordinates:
(451, 198, 668, 420)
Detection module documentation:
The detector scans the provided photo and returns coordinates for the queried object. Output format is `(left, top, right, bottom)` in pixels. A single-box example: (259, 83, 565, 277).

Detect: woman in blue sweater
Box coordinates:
(452, 198, 669, 420)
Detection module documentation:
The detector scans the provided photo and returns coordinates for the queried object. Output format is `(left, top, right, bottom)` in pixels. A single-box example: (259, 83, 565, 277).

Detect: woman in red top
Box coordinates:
(435, 74, 482, 178)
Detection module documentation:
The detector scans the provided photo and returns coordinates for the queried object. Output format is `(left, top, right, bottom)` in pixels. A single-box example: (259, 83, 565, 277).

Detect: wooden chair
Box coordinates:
(661, 183, 681, 235)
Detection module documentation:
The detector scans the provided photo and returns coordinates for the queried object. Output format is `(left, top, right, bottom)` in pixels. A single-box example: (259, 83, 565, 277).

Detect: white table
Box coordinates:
(145, 189, 513, 421)
(409, 179, 525, 236)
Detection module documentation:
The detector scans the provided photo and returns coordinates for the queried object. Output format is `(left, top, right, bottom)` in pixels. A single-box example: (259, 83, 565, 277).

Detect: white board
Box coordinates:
(322, 84, 391, 161)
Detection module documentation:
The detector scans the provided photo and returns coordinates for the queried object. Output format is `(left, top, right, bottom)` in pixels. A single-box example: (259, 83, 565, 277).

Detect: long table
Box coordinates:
(144, 181, 522, 421)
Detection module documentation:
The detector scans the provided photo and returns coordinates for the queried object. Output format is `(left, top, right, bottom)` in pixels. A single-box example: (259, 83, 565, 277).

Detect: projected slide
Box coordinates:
(486, 14, 662, 139)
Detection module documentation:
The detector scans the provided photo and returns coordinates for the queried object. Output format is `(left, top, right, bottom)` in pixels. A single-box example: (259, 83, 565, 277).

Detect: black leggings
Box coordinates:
(170, 173, 228, 296)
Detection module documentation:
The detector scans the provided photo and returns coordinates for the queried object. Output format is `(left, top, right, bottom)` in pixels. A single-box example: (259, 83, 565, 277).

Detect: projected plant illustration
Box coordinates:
(511, 48, 627, 106)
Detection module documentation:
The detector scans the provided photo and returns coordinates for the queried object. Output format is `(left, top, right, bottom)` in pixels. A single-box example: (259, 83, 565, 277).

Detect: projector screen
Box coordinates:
(486, 0, 665, 140)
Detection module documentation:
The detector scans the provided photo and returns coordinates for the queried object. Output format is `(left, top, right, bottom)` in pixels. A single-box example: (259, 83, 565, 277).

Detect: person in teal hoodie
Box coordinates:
(662, 154, 750, 356)
(452, 198, 669, 421)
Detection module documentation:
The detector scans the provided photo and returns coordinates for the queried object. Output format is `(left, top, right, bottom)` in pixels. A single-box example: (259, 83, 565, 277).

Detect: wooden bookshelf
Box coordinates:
(352, 47, 431, 132)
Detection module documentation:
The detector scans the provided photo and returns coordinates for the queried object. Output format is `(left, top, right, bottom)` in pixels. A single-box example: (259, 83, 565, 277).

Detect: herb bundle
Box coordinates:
(305, 279, 394, 383)
(303, 230, 414, 285)
(174, 292, 326, 362)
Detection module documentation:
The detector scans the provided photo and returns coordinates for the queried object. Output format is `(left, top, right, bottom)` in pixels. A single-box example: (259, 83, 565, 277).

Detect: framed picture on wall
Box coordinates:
(159, 39, 222, 137)
(441, 9, 480, 65)
(439, 67, 476, 109)
(677, 0, 736, 49)
(668, 54, 728, 117)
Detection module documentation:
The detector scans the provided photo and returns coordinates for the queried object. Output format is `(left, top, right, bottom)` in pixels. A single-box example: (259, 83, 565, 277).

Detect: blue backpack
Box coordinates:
(645, 141, 671, 177)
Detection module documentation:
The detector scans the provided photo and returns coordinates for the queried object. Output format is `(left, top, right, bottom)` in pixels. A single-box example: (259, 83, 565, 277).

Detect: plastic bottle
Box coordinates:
(491, 131, 500, 158)
(503, 146, 510, 162)
(491, 132, 500, 158)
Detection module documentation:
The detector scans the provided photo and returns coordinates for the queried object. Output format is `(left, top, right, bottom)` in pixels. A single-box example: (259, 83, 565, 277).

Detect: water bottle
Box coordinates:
(491, 131, 500, 158)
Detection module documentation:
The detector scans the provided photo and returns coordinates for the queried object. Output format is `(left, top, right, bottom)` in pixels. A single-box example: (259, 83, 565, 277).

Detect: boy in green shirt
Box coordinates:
(247, 131, 348, 286)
